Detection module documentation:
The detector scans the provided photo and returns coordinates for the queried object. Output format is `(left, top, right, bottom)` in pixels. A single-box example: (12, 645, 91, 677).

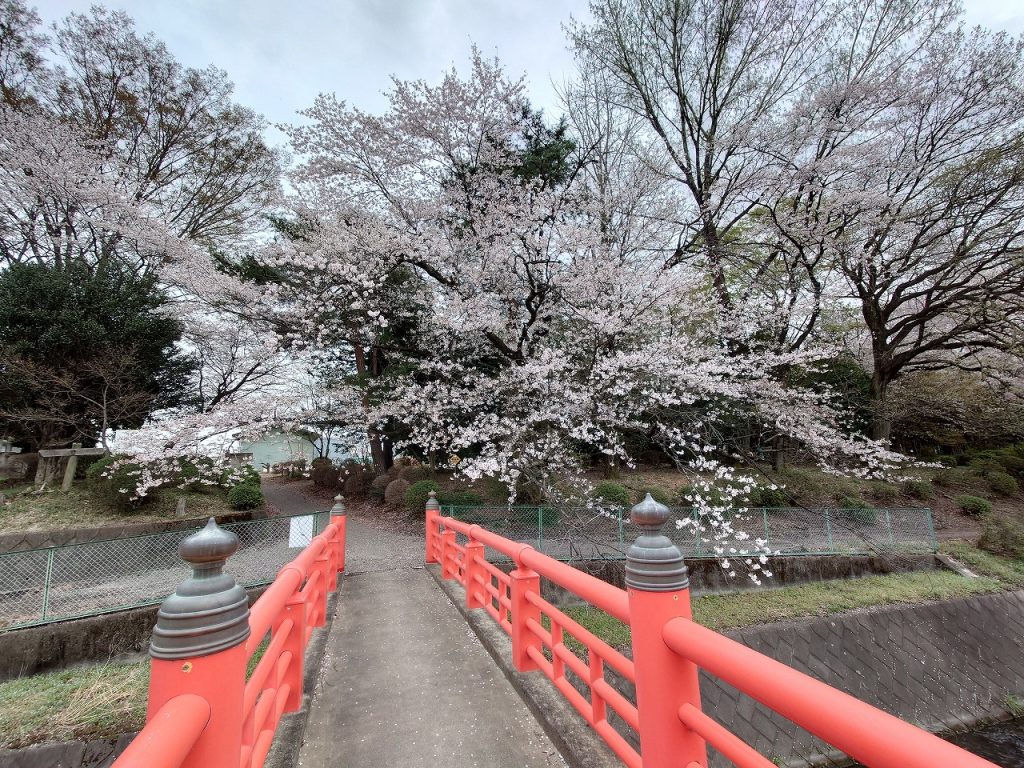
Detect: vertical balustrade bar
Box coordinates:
(627, 495, 708, 768)
(278, 591, 307, 712)
(441, 530, 457, 580)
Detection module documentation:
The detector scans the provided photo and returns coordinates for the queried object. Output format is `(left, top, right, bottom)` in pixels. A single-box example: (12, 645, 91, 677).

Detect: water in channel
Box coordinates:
(945, 719, 1024, 768)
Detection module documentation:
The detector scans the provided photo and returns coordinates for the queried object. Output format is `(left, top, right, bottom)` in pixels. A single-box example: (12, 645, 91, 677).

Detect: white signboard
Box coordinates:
(288, 515, 315, 548)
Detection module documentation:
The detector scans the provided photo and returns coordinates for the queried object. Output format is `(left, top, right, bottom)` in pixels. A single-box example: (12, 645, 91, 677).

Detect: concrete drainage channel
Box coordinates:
(0, 588, 341, 768)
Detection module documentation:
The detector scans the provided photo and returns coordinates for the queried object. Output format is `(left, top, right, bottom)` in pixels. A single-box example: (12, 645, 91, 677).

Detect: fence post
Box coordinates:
(884, 508, 896, 546)
(464, 538, 487, 609)
(425, 491, 440, 564)
(330, 494, 347, 581)
(40, 547, 54, 621)
(824, 508, 834, 552)
(146, 518, 250, 768)
(510, 562, 541, 672)
(627, 494, 708, 768)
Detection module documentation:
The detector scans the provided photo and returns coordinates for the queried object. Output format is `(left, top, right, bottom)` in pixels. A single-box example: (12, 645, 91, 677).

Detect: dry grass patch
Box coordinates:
(0, 661, 148, 748)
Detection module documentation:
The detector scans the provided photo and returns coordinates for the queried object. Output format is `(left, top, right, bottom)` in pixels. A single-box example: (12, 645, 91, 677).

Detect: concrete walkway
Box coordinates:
(298, 567, 566, 767)
(261, 480, 424, 574)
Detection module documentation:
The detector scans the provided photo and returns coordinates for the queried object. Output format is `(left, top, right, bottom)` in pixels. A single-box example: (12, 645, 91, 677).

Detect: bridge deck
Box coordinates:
(298, 567, 566, 767)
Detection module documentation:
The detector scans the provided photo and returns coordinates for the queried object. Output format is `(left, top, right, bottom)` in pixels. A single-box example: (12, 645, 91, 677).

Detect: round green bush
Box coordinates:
(934, 467, 975, 488)
(369, 474, 390, 500)
(228, 482, 264, 510)
(900, 479, 934, 500)
(384, 478, 410, 506)
(342, 467, 374, 499)
(636, 486, 673, 506)
(87, 454, 145, 511)
(404, 479, 441, 513)
(400, 465, 431, 483)
(869, 482, 899, 503)
(750, 486, 788, 507)
(968, 458, 1004, 476)
(593, 481, 631, 508)
(988, 471, 1020, 497)
(956, 494, 993, 516)
(978, 513, 1024, 559)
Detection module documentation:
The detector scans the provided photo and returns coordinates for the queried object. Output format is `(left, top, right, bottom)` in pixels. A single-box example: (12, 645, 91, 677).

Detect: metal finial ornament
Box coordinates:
(625, 493, 689, 591)
(425, 489, 440, 511)
(331, 494, 346, 514)
(149, 518, 251, 659)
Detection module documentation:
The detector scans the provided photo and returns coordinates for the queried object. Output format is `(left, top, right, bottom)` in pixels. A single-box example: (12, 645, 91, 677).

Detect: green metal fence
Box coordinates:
(441, 505, 937, 562)
(0, 511, 332, 632)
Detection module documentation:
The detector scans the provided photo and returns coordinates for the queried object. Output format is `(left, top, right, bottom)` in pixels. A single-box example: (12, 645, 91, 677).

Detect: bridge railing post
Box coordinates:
(330, 494, 347, 581)
(425, 491, 440, 564)
(626, 494, 708, 768)
(509, 565, 541, 672)
(146, 518, 250, 768)
(464, 538, 487, 609)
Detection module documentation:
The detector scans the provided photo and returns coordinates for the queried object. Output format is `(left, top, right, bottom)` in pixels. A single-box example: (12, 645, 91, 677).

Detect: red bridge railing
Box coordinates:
(113, 497, 347, 768)
(425, 491, 998, 768)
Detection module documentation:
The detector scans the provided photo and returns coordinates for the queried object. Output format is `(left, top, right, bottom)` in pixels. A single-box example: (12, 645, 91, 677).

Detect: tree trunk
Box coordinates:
(869, 371, 892, 441)
(773, 435, 786, 473)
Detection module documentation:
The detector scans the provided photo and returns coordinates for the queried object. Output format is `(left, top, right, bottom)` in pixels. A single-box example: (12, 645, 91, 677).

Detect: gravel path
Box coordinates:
(261, 481, 424, 575)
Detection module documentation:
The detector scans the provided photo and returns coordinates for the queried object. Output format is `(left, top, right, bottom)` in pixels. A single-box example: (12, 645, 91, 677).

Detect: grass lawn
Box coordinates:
(556, 545, 1024, 651)
(0, 484, 244, 534)
(0, 632, 272, 748)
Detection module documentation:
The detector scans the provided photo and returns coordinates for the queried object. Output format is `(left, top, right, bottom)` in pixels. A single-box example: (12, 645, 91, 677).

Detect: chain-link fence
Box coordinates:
(0, 511, 332, 632)
(441, 505, 936, 563)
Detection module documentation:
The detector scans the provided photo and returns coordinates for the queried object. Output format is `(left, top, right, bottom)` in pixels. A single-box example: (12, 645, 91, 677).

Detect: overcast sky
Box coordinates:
(31, 0, 1024, 148)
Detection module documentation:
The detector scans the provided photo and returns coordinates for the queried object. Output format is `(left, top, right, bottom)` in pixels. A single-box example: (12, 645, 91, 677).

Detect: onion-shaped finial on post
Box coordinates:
(149, 518, 250, 660)
(625, 493, 689, 591)
(426, 489, 441, 512)
(331, 494, 346, 514)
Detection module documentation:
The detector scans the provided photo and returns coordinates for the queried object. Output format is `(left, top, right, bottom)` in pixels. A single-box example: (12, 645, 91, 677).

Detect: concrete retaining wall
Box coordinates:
(0, 586, 267, 682)
(0, 511, 260, 554)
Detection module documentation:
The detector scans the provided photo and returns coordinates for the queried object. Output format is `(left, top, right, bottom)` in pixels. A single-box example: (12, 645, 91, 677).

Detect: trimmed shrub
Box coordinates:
(342, 467, 374, 499)
(384, 478, 411, 506)
(995, 453, 1024, 477)
(87, 455, 146, 511)
(956, 495, 993, 516)
(934, 467, 976, 488)
(400, 465, 431, 483)
(749, 486, 789, 508)
(369, 475, 390, 501)
(988, 471, 1020, 497)
(968, 458, 1004, 476)
(636, 485, 673, 506)
(868, 482, 900, 504)
(440, 490, 484, 507)
(228, 482, 264, 510)
(593, 481, 631, 508)
(900, 479, 933, 500)
(404, 479, 441, 513)
(978, 514, 1024, 559)
(838, 496, 876, 525)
